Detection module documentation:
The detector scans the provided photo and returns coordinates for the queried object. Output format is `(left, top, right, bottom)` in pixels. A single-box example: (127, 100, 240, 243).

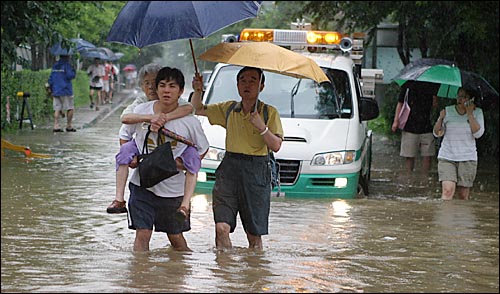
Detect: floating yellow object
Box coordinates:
(1, 138, 51, 158)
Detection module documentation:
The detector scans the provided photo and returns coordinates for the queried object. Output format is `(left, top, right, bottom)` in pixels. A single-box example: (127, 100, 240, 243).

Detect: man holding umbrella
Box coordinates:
(392, 81, 440, 175)
(191, 67, 283, 249)
(87, 58, 105, 110)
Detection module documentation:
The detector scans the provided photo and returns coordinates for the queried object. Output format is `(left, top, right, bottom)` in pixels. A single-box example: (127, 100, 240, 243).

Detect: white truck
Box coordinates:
(194, 26, 379, 199)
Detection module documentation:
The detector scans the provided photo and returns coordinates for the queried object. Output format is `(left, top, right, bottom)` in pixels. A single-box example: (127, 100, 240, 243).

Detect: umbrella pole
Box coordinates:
(254, 72, 264, 113)
(189, 39, 199, 75)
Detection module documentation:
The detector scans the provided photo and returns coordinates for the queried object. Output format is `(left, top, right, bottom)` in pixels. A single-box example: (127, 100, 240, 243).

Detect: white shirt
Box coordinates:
(87, 64, 105, 87)
(118, 95, 193, 141)
(436, 105, 484, 161)
(128, 100, 209, 197)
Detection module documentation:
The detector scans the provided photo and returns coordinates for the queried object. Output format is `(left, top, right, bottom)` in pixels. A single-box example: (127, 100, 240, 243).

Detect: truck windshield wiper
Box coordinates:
(290, 79, 302, 118)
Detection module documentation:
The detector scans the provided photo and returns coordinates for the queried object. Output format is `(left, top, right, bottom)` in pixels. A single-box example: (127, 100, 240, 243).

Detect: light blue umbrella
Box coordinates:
(69, 38, 96, 52)
(50, 43, 74, 56)
(109, 52, 124, 61)
(50, 38, 96, 56)
(80, 47, 117, 60)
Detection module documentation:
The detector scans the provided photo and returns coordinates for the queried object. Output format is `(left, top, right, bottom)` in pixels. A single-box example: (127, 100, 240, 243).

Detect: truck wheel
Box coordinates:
(367, 134, 372, 181)
(357, 175, 369, 198)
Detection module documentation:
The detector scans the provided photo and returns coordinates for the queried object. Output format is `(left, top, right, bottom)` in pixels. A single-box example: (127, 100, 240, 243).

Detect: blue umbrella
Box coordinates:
(80, 47, 117, 60)
(50, 43, 74, 56)
(109, 52, 124, 61)
(69, 38, 96, 52)
(50, 38, 96, 56)
(107, 1, 263, 73)
(80, 48, 108, 60)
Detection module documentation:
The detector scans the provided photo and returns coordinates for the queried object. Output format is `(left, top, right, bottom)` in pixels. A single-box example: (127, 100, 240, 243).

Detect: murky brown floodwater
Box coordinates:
(2, 111, 498, 293)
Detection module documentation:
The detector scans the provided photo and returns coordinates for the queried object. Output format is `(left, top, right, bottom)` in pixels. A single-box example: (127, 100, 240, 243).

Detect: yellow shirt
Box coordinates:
(206, 100, 283, 156)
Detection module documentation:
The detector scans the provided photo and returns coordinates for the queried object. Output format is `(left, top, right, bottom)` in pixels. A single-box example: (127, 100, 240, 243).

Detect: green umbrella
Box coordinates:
(393, 58, 499, 103)
(394, 63, 462, 98)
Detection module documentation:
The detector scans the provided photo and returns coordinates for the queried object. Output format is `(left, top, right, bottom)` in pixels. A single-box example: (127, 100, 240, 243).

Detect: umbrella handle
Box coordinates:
(189, 39, 199, 75)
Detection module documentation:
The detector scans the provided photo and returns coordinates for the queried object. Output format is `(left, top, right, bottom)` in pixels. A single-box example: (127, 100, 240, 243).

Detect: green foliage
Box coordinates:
(1, 69, 91, 131)
(1, 69, 52, 130)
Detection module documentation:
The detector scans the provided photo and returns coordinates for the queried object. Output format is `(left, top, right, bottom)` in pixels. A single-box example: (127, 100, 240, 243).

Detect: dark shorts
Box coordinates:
(90, 86, 102, 90)
(127, 183, 190, 234)
(212, 152, 271, 236)
(115, 139, 139, 171)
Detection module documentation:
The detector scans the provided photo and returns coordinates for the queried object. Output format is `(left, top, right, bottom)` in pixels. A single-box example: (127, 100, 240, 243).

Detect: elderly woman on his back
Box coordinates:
(433, 88, 485, 200)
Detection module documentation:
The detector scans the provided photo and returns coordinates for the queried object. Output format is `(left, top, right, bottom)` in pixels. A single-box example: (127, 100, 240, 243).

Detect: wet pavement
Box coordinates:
(42, 89, 138, 131)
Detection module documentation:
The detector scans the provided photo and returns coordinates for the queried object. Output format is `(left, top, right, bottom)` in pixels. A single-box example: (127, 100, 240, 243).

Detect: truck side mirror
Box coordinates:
(359, 97, 379, 121)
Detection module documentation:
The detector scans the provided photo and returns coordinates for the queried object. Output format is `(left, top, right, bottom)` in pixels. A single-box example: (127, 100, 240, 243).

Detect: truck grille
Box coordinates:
(204, 160, 301, 185)
(277, 159, 300, 185)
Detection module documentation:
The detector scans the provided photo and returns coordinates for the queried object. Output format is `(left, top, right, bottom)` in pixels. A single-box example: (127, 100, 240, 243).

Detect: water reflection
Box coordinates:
(1, 111, 498, 292)
(126, 250, 192, 292)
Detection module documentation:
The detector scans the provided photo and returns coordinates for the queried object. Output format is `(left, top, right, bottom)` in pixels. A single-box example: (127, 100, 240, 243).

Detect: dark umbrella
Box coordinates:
(393, 58, 498, 105)
(457, 70, 499, 105)
(106, 1, 263, 74)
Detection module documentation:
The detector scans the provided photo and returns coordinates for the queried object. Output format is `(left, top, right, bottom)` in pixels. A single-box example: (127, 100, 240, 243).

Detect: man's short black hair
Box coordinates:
(155, 67, 185, 89)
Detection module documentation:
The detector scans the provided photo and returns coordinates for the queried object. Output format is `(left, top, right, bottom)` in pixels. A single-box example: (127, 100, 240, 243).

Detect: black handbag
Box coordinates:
(138, 127, 179, 188)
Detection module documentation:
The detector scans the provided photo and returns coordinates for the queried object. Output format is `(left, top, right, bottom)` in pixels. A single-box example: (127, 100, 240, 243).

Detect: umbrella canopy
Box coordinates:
(393, 58, 499, 103)
(69, 38, 96, 51)
(451, 70, 499, 104)
(123, 64, 137, 71)
(106, 1, 262, 73)
(50, 38, 96, 56)
(198, 41, 330, 83)
(80, 47, 117, 60)
(109, 52, 124, 61)
(50, 43, 74, 56)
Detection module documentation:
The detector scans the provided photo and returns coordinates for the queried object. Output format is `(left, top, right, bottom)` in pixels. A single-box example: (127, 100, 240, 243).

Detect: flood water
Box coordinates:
(2, 111, 498, 293)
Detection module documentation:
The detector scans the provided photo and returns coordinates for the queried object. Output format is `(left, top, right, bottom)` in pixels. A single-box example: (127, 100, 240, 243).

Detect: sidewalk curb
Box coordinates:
(68, 89, 137, 131)
(81, 93, 135, 128)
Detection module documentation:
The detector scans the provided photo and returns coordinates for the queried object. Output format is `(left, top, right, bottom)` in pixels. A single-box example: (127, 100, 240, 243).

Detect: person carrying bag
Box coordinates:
(397, 88, 411, 130)
(138, 126, 179, 188)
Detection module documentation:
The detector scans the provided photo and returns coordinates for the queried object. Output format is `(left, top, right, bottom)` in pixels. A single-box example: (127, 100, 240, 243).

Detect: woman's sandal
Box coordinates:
(174, 206, 190, 223)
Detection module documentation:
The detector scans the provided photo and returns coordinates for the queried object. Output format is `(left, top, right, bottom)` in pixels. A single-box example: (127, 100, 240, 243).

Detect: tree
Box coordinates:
(299, 1, 499, 156)
(0, 1, 132, 71)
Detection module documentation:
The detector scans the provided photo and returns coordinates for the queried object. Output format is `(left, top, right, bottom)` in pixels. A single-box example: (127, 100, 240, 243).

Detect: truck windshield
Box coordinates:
(205, 65, 352, 119)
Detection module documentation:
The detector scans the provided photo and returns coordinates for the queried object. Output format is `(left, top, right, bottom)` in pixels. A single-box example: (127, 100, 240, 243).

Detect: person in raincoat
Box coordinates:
(433, 88, 485, 200)
(48, 55, 76, 132)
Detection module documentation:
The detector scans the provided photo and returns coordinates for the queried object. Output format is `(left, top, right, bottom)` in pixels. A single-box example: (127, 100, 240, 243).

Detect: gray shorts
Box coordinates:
(53, 96, 74, 111)
(400, 131, 436, 158)
(127, 183, 190, 234)
(437, 159, 477, 187)
(103, 80, 110, 92)
(212, 152, 271, 236)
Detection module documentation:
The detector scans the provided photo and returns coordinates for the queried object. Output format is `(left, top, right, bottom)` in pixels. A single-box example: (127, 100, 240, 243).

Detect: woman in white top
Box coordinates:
(433, 88, 485, 200)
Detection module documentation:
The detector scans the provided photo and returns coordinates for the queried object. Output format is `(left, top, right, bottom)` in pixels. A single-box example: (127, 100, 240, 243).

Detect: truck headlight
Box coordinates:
(205, 147, 225, 161)
(311, 151, 355, 165)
